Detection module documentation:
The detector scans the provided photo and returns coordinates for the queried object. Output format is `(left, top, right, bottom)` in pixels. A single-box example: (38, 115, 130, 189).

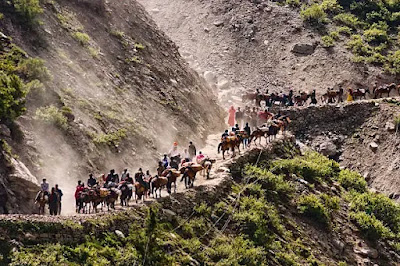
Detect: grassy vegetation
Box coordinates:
(10, 0, 43, 24)
(34, 105, 68, 129)
(72, 32, 90, 46)
(4, 150, 400, 264)
(294, 0, 400, 73)
(0, 43, 49, 124)
(92, 128, 128, 146)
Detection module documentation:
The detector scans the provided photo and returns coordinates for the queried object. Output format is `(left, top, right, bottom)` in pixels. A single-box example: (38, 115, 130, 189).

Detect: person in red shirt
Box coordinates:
(74, 181, 84, 213)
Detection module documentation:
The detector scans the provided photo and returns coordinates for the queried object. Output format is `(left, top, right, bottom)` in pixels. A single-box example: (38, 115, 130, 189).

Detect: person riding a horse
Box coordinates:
(87, 174, 97, 188)
(135, 168, 149, 190)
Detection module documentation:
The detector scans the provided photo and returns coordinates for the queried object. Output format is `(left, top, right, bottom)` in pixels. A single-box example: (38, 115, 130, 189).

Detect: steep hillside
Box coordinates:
(0, 0, 224, 213)
(1, 142, 399, 265)
(276, 100, 400, 198)
(139, 0, 397, 101)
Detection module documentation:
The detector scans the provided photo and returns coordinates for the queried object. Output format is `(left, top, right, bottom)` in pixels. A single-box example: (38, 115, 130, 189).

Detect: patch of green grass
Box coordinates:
(110, 30, 125, 39)
(321, 35, 335, 47)
(92, 128, 127, 146)
(11, 0, 43, 24)
(285, 0, 300, 8)
(301, 4, 327, 25)
(134, 43, 145, 50)
(34, 105, 68, 129)
(350, 211, 393, 240)
(272, 151, 340, 183)
(338, 169, 367, 192)
(72, 32, 90, 46)
(349, 192, 400, 235)
(88, 47, 100, 58)
(17, 58, 51, 82)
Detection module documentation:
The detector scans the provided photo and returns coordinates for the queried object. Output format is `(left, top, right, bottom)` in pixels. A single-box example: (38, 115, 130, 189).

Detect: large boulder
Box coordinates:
(0, 151, 39, 214)
(291, 43, 316, 56)
(319, 141, 338, 157)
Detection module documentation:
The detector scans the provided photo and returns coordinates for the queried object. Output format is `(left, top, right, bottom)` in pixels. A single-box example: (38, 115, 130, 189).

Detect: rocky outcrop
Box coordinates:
(291, 43, 317, 56)
(0, 149, 39, 214)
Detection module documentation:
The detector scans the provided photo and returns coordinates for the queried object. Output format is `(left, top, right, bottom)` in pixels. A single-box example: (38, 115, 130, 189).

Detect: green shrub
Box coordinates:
(11, 0, 43, 23)
(363, 26, 388, 43)
(338, 169, 367, 192)
(347, 35, 372, 56)
(72, 32, 90, 46)
(286, 0, 301, 8)
(233, 196, 284, 245)
(350, 212, 392, 240)
(25, 79, 45, 95)
(207, 236, 265, 265)
(337, 26, 352, 35)
(301, 4, 327, 25)
(320, 0, 342, 14)
(329, 31, 340, 40)
(18, 58, 51, 82)
(272, 152, 340, 183)
(276, 252, 298, 266)
(35, 105, 68, 129)
(0, 73, 27, 123)
(92, 128, 127, 146)
(244, 165, 295, 199)
(320, 193, 340, 211)
(386, 50, 400, 74)
(334, 13, 365, 29)
(298, 194, 330, 225)
(321, 35, 335, 47)
(350, 192, 400, 234)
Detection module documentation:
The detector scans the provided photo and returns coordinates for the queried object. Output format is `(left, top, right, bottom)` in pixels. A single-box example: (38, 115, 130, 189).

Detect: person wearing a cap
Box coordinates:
(41, 178, 49, 192)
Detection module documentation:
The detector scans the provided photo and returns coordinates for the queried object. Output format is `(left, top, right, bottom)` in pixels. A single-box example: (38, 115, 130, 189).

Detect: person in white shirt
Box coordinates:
(41, 178, 49, 192)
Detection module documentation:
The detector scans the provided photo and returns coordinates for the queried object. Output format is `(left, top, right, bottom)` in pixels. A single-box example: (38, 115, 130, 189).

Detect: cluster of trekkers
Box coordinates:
(218, 106, 291, 159)
(243, 83, 400, 107)
(35, 179, 63, 215)
(31, 141, 216, 215)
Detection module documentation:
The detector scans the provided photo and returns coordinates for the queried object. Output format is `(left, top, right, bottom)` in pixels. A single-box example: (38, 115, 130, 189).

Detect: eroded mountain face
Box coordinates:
(0, 0, 224, 213)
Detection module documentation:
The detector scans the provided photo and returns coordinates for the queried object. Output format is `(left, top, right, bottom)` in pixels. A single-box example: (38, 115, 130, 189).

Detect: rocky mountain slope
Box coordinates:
(276, 99, 400, 198)
(0, 0, 224, 213)
(139, 0, 397, 104)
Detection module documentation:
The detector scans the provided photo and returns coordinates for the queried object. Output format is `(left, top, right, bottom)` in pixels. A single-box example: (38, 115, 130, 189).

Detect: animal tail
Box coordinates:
(217, 143, 221, 154)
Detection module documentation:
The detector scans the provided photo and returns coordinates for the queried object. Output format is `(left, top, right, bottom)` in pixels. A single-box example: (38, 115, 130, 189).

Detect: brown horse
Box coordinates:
(266, 124, 280, 142)
(161, 169, 180, 194)
(150, 176, 168, 198)
(105, 188, 119, 210)
(134, 182, 148, 203)
(180, 164, 203, 188)
(294, 91, 309, 106)
(353, 88, 370, 100)
(35, 191, 48, 215)
(218, 136, 241, 160)
(248, 128, 266, 146)
(321, 89, 343, 103)
(373, 83, 396, 98)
